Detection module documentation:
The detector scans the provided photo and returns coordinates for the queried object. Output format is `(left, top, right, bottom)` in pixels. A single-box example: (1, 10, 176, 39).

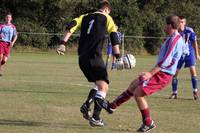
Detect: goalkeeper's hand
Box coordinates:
(56, 44, 66, 55)
(115, 57, 124, 70)
(56, 40, 66, 55)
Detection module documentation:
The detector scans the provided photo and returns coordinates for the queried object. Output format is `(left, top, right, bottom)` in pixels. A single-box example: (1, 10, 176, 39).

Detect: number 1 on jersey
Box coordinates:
(87, 19, 94, 34)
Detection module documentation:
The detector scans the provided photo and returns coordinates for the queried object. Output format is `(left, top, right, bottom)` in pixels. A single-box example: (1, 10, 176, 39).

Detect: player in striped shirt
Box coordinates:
(105, 15, 188, 132)
(0, 12, 18, 76)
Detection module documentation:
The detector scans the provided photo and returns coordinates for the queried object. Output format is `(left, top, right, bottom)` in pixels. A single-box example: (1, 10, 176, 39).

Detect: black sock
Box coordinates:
(92, 98, 102, 120)
(95, 96, 109, 110)
(85, 89, 97, 108)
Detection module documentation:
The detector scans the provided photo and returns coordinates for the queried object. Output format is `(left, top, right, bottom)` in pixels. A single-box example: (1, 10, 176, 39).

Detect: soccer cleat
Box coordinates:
(89, 117, 104, 127)
(107, 102, 117, 114)
(105, 101, 116, 114)
(193, 91, 199, 100)
(169, 93, 177, 99)
(137, 121, 156, 132)
(95, 98, 114, 114)
(80, 103, 91, 121)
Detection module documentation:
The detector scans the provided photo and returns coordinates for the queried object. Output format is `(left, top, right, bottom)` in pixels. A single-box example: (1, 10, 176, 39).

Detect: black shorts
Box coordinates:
(79, 57, 109, 84)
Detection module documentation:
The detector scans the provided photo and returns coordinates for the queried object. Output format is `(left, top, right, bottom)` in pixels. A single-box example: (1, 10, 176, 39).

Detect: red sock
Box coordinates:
(140, 108, 152, 126)
(111, 90, 133, 109)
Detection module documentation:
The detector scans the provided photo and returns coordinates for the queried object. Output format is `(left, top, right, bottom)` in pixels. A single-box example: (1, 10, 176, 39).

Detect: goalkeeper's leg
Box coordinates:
(90, 92, 109, 127)
(80, 85, 98, 120)
(90, 80, 109, 127)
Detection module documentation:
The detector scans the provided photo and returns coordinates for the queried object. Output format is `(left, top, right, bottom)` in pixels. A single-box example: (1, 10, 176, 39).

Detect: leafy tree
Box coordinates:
(15, 18, 50, 49)
(0, 0, 199, 53)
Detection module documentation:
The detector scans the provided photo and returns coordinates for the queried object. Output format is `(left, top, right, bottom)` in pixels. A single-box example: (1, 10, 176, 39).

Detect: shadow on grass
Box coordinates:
(151, 95, 195, 101)
(0, 119, 138, 132)
(0, 119, 90, 129)
(109, 127, 134, 132)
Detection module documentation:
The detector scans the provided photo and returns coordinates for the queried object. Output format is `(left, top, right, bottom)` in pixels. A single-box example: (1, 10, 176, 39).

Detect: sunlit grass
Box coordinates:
(0, 53, 199, 133)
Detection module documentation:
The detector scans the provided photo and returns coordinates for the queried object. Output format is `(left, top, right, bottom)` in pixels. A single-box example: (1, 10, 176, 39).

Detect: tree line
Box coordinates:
(1, 0, 200, 54)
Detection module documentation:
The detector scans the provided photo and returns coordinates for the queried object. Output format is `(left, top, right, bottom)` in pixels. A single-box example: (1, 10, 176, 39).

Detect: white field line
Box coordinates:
(1, 79, 90, 87)
(0, 79, 194, 99)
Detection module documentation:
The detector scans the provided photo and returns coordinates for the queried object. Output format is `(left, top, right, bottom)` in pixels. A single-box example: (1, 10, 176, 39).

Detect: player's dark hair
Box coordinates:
(178, 15, 185, 20)
(5, 11, 12, 16)
(97, 1, 111, 11)
(166, 15, 180, 29)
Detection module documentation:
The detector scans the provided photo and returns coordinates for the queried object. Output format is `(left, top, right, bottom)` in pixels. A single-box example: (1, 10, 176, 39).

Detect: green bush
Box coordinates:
(15, 18, 50, 49)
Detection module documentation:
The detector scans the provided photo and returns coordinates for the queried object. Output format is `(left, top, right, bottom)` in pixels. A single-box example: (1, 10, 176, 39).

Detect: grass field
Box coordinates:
(0, 52, 199, 133)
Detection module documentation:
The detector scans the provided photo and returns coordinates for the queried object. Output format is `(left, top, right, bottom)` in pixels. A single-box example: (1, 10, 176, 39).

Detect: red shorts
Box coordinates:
(140, 71, 173, 96)
(0, 41, 11, 57)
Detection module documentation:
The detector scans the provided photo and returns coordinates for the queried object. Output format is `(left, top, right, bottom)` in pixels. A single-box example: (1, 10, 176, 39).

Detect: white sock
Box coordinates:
(96, 90, 106, 99)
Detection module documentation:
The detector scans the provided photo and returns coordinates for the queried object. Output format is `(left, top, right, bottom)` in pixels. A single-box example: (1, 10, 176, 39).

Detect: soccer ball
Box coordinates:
(122, 54, 136, 69)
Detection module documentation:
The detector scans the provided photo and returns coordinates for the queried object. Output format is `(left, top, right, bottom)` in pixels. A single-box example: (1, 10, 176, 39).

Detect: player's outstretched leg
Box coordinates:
(107, 89, 134, 113)
(95, 96, 114, 114)
(80, 87, 97, 120)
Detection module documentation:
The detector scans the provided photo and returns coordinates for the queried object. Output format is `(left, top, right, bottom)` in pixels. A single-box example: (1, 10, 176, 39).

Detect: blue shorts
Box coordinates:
(177, 49, 196, 69)
(107, 44, 112, 55)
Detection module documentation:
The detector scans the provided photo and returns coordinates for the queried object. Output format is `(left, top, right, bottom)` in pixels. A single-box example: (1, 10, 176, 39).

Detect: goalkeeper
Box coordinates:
(57, 1, 123, 127)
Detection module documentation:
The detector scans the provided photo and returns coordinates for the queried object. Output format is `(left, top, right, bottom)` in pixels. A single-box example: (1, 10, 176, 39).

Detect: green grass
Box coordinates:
(0, 52, 199, 133)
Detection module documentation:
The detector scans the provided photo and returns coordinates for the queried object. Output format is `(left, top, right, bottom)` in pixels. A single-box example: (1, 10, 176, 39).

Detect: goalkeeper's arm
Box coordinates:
(56, 30, 72, 55)
(57, 15, 84, 55)
(113, 45, 124, 70)
(109, 31, 124, 70)
(62, 30, 72, 44)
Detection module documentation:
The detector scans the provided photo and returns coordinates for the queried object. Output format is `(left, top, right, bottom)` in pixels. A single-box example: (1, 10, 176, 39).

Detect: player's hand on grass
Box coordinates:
(115, 57, 124, 70)
(56, 40, 66, 55)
